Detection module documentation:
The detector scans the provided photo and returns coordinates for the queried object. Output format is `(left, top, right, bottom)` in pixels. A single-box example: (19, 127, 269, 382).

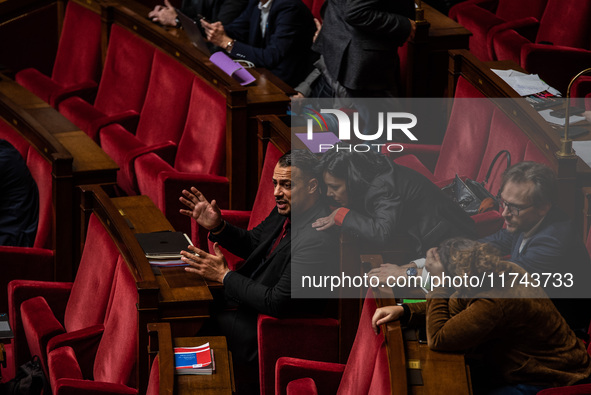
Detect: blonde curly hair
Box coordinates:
(438, 238, 502, 293)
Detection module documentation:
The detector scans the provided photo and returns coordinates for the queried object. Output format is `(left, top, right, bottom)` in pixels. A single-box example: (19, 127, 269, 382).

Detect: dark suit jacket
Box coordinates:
(313, 0, 415, 91)
(0, 139, 39, 247)
(224, 0, 316, 87)
(208, 203, 338, 362)
(181, 0, 248, 25)
(341, 161, 476, 256)
(481, 207, 591, 331)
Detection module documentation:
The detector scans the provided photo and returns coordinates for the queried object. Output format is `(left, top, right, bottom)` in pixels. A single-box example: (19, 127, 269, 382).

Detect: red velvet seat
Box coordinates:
(99, 50, 195, 195)
(489, 0, 591, 93)
(134, 74, 228, 237)
(15, 1, 102, 108)
(449, 0, 547, 61)
(275, 295, 390, 395)
(8, 213, 120, 375)
(47, 257, 138, 395)
(58, 24, 155, 141)
(258, 315, 339, 395)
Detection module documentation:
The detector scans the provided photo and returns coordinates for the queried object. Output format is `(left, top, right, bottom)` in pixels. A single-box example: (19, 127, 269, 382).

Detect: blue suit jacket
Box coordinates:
(481, 207, 591, 281)
(224, 0, 316, 86)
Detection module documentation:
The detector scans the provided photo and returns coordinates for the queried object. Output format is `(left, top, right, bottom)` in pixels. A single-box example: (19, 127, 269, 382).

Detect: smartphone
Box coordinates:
(197, 14, 210, 23)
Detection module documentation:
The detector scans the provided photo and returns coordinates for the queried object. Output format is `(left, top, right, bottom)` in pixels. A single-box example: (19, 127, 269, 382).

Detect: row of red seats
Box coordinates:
(15, 1, 229, 241)
(450, 0, 591, 93)
(8, 213, 138, 394)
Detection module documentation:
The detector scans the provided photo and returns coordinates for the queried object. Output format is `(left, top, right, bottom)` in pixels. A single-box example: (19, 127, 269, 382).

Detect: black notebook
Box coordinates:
(134, 231, 193, 259)
(0, 313, 13, 340)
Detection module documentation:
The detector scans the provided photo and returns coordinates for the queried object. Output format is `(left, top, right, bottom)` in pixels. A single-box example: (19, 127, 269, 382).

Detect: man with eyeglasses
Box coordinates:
(480, 161, 591, 335)
(482, 162, 585, 274)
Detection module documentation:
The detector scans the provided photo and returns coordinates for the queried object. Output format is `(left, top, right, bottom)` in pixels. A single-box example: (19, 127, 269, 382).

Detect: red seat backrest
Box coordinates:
(93, 24, 155, 116)
(248, 142, 284, 229)
(336, 295, 389, 394)
(93, 257, 138, 387)
(26, 146, 52, 249)
(522, 141, 553, 167)
(495, 0, 547, 21)
(536, 0, 591, 49)
(300, 0, 324, 20)
(434, 77, 494, 181)
(51, 1, 102, 86)
(134, 50, 195, 146)
(63, 214, 120, 333)
(174, 76, 227, 176)
(475, 109, 531, 196)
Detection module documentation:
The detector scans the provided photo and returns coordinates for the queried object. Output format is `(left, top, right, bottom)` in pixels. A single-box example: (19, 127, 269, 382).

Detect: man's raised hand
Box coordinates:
(179, 187, 222, 230)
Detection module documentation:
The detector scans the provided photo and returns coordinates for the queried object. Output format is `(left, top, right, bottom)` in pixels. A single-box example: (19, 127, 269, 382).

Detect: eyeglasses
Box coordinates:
(497, 196, 534, 216)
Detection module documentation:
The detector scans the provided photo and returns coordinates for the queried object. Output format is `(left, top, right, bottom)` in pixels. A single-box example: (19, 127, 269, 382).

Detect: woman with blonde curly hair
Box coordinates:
(372, 238, 591, 395)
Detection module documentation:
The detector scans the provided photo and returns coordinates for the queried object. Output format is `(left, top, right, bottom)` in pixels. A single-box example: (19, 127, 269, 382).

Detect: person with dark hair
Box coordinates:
(312, 149, 476, 255)
(0, 139, 39, 247)
(177, 149, 337, 381)
(372, 238, 591, 395)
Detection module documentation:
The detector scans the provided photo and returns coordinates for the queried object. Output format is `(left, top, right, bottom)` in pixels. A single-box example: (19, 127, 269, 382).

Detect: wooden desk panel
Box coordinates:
(0, 78, 48, 109)
(0, 74, 118, 180)
(112, 195, 173, 233)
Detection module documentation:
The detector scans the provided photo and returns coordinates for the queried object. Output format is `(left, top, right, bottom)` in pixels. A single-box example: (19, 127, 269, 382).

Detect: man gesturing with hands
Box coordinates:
(177, 150, 338, 377)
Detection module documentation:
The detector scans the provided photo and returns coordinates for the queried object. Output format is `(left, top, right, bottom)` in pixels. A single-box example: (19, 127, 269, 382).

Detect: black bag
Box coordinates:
(441, 150, 511, 216)
(1, 356, 48, 395)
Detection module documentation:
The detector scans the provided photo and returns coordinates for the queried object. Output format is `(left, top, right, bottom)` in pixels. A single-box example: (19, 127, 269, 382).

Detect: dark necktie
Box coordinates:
(250, 219, 290, 280)
(267, 218, 290, 258)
